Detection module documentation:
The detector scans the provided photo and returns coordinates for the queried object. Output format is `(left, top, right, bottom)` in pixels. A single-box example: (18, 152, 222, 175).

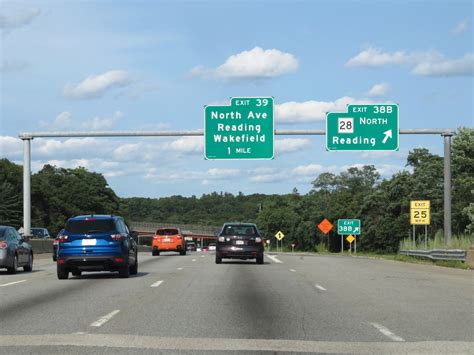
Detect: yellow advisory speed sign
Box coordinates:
(410, 200, 430, 225)
(275, 231, 285, 241)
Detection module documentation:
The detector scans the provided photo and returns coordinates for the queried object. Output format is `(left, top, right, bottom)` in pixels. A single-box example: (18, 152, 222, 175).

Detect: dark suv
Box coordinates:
(56, 215, 138, 279)
(215, 223, 264, 264)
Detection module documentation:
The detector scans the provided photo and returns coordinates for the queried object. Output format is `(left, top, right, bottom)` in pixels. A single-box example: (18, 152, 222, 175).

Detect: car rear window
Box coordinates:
(0, 227, 7, 240)
(31, 228, 45, 237)
(222, 225, 258, 236)
(65, 219, 116, 234)
(156, 228, 179, 235)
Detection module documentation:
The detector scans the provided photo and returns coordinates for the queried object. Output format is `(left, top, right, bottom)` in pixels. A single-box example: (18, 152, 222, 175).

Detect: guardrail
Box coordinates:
(399, 249, 466, 261)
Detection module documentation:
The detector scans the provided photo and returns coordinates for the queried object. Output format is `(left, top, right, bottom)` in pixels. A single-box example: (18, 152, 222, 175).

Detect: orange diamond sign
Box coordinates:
(318, 219, 333, 235)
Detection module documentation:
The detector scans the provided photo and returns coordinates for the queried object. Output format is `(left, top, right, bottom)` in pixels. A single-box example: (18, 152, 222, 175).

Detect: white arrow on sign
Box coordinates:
(382, 130, 392, 144)
(353, 227, 360, 234)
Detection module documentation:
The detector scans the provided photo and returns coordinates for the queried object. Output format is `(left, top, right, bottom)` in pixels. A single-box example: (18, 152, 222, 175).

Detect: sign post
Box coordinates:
(410, 200, 430, 248)
(327, 104, 399, 151)
(346, 235, 355, 255)
(275, 231, 285, 253)
(205, 97, 274, 159)
(338, 219, 361, 255)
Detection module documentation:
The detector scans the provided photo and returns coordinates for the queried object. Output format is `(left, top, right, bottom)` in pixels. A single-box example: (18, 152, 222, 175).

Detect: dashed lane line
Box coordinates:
(150, 280, 164, 288)
(289, 269, 296, 272)
(89, 310, 120, 327)
(371, 322, 405, 342)
(266, 254, 283, 264)
(315, 284, 327, 291)
(192, 259, 196, 262)
(0, 280, 27, 287)
(177, 267, 183, 270)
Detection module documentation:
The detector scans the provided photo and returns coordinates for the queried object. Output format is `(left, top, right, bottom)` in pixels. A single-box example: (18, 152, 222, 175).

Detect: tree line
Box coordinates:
(0, 128, 472, 252)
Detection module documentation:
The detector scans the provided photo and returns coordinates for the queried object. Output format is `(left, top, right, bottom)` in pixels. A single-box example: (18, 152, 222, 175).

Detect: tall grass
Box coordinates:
(400, 231, 474, 251)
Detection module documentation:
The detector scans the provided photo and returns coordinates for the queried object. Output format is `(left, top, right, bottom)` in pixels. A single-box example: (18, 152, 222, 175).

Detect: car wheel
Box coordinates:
(215, 254, 222, 264)
(23, 253, 33, 272)
(7, 255, 18, 274)
(119, 264, 130, 278)
(180, 249, 186, 256)
(72, 270, 82, 277)
(130, 254, 138, 275)
(152, 248, 159, 256)
(256, 253, 264, 264)
(57, 266, 69, 279)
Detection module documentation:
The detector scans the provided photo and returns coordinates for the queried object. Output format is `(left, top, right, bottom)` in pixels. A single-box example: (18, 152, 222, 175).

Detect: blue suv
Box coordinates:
(56, 215, 138, 279)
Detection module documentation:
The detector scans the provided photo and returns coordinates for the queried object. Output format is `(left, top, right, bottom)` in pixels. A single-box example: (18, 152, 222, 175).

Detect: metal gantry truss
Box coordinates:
(19, 128, 455, 243)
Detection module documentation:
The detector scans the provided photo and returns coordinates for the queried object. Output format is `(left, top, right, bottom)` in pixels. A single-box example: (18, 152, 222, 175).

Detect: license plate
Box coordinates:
(164, 238, 171, 242)
(236, 240, 244, 245)
(82, 239, 96, 246)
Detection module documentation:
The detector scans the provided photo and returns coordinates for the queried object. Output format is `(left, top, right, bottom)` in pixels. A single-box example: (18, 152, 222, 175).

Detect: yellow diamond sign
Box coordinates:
(346, 234, 355, 244)
(275, 231, 285, 241)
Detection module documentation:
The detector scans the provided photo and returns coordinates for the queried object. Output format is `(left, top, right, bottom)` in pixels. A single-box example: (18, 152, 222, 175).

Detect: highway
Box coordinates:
(0, 252, 472, 354)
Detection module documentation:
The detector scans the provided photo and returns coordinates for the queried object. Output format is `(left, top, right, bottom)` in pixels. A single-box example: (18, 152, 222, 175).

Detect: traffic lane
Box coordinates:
(275, 253, 474, 341)
(98, 253, 382, 342)
(0, 252, 191, 335)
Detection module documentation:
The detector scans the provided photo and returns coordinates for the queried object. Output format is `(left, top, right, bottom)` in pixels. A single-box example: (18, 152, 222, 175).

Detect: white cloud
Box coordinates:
(292, 164, 324, 176)
(0, 8, 41, 31)
(0, 60, 28, 73)
(346, 47, 473, 77)
(64, 70, 131, 99)
(191, 47, 298, 80)
(0, 136, 23, 159)
(275, 96, 374, 124)
(275, 138, 311, 154)
(162, 136, 203, 154)
(40, 111, 122, 131)
(367, 83, 390, 97)
(452, 19, 468, 35)
(412, 53, 474, 77)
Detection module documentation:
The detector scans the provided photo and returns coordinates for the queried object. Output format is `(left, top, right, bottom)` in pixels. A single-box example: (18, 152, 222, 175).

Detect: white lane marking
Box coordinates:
(89, 310, 120, 327)
(150, 280, 164, 288)
(266, 254, 283, 264)
(315, 284, 327, 291)
(289, 269, 296, 272)
(192, 259, 196, 262)
(201, 255, 205, 258)
(371, 323, 405, 342)
(177, 267, 183, 270)
(0, 280, 27, 287)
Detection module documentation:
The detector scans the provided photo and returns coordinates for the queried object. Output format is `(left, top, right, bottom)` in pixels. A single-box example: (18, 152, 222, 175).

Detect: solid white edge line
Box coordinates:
(266, 254, 282, 264)
(89, 310, 120, 327)
(150, 280, 164, 288)
(315, 284, 327, 291)
(0, 280, 27, 287)
(371, 323, 405, 342)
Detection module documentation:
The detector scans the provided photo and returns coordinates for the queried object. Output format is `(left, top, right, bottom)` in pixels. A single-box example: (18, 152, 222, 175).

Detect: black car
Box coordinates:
(56, 215, 138, 279)
(0, 226, 34, 274)
(215, 223, 264, 264)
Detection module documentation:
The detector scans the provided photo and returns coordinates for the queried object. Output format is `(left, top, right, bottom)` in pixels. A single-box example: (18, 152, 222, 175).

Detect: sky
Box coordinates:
(1, 0, 473, 198)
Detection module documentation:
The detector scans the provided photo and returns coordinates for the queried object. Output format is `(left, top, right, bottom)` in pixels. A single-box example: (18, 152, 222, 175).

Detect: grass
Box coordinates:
(399, 231, 474, 251)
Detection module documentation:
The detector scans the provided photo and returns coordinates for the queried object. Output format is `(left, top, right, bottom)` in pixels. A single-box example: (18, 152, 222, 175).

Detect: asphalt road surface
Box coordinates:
(0, 252, 472, 354)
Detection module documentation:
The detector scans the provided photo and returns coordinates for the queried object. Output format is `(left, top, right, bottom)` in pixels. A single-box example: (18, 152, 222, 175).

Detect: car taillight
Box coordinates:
(153, 235, 159, 240)
(0, 241, 8, 249)
(53, 239, 59, 246)
(177, 236, 182, 239)
(255, 237, 262, 243)
(57, 235, 68, 243)
(218, 236, 225, 242)
(111, 234, 122, 241)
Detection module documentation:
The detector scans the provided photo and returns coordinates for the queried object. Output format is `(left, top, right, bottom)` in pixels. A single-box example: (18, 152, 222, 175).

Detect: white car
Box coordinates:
(208, 243, 216, 251)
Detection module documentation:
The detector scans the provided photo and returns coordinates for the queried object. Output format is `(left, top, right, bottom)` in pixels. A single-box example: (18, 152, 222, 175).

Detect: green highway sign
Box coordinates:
(337, 219, 361, 235)
(326, 104, 399, 151)
(204, 97, 274, 159)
